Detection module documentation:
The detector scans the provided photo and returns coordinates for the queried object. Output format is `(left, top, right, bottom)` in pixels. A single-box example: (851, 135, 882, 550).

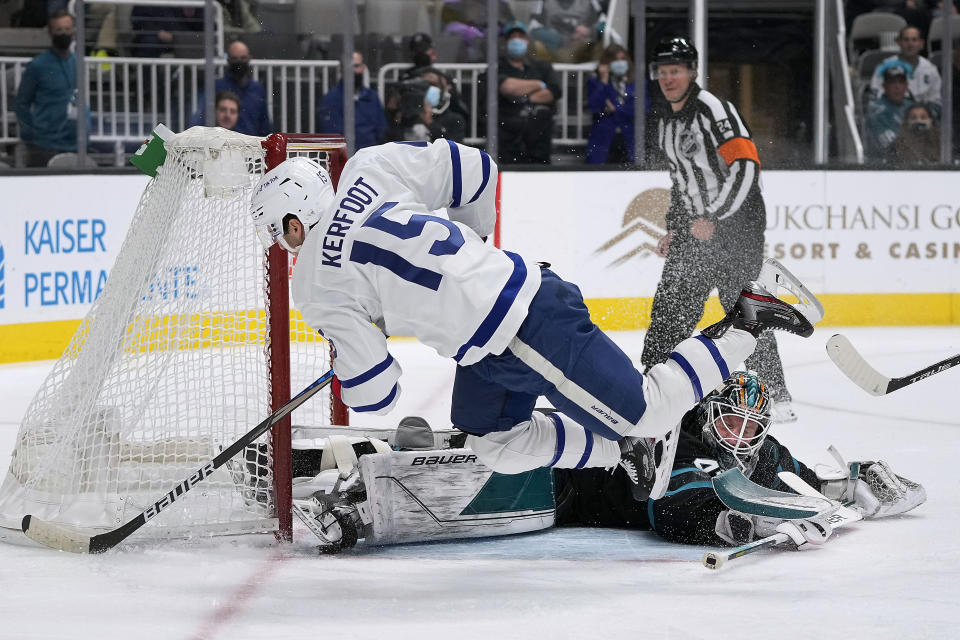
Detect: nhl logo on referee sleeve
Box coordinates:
(678, 129, 702, 158)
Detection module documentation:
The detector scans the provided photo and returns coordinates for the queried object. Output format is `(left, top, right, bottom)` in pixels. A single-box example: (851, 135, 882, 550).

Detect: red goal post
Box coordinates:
(262, 133, 349, 539)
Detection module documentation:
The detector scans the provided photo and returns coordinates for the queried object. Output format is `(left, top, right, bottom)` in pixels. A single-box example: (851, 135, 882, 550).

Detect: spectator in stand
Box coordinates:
(397, 34, 470, 142)
(528, 0, 605, 63)
(887, 102, 941, 164)
(318, 51, 388, 150)
(386, 81, 434, 143)
(414, 67, 468, 142)
(869, 25, 942, 117)
(404, 32, 438, 75)
(585, 44, 636, 164)
(865, 61, 914, 157)
(188, 40, 273, 136)
(214, 91, 241, 130)
(441, 0, 515, 61)
(14, 10, 91, 167)
(130, 5, 204, 57)
(495, 21, 561, 164)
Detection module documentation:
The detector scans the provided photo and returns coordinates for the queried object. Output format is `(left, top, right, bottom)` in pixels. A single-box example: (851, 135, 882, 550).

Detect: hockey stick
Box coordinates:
(22, 369, 335, 553)
(703, 470, 857, 570)
(826, 334, 960, 396)
(702, 532, 791, 570)
(702, 469, 832, 570)
(777, 471, 864, 527)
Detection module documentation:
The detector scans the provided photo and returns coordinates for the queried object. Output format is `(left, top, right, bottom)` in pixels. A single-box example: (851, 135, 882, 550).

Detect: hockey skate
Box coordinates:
(292, 467, 370, 554)
(618, 422, 681, 502)
(703, 258, 824, 339)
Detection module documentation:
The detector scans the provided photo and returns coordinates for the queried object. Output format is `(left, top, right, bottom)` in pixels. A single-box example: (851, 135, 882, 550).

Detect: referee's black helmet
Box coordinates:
(649, 37, 698, 79)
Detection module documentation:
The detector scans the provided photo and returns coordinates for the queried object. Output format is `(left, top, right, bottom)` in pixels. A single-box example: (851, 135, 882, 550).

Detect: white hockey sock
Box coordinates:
(627, 328, 756, 439)
(466, 411, 619, 474)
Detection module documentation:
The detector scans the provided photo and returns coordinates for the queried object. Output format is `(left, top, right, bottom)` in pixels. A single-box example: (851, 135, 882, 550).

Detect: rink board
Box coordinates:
(1, 170, 958, 362)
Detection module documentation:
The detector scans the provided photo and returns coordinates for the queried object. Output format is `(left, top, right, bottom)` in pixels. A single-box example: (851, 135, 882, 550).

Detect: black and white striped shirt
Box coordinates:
(657, 86, 763, 232)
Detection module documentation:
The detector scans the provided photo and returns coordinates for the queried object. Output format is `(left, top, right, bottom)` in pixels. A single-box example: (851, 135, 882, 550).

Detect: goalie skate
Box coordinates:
(703, 258, 824, 339)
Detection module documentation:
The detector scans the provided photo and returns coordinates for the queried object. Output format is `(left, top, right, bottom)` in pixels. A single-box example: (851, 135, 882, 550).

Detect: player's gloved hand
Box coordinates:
(715, 509, 833, 549)
(816, 446, 926, 518)
(774, 518, 832, 549)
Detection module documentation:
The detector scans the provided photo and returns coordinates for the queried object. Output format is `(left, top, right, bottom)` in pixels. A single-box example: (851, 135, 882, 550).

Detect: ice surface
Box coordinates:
(0, 327, 957, 639)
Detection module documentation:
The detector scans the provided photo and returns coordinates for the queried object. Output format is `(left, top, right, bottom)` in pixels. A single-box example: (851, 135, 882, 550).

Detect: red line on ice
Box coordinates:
(185, 549, 287, 640)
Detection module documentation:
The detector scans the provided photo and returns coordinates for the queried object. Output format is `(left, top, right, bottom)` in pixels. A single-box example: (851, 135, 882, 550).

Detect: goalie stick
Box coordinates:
(826, 334, 960, 396)
(21, 369, 335, 553)
(702, 472, 862, 570)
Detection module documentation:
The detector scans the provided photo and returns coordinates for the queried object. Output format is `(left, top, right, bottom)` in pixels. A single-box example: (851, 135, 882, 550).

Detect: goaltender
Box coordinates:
(554, 370, 926, 549)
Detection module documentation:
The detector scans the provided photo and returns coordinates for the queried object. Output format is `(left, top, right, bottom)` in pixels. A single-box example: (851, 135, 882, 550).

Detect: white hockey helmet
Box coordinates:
(250, 157, 334, 253)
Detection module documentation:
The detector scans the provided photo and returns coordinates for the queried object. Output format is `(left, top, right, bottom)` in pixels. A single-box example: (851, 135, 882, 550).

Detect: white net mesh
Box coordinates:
(0, 128, 341, 538)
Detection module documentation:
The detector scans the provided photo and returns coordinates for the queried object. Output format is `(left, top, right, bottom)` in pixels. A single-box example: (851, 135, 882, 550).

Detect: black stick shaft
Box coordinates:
(888, 354, 960, 393)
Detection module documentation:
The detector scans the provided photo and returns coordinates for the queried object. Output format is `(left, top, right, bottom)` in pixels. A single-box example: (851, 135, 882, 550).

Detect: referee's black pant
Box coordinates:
(639, 232, 791, 402)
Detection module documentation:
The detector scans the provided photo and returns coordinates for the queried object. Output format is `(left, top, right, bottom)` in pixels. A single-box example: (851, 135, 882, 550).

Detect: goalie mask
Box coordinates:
(251, 157, 334, 254)
(699, 371, 772, 476)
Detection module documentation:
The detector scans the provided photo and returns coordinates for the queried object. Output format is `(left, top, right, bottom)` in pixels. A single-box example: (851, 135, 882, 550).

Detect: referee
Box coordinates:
(640, 37, 795, 422)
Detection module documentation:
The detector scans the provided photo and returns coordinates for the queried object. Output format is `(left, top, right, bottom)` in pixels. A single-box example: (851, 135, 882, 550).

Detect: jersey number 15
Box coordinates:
(349, 202, 465, 291)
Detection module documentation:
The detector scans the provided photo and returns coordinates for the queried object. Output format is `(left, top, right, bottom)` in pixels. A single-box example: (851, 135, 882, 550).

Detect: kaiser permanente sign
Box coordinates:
(0, 170, 957, 363)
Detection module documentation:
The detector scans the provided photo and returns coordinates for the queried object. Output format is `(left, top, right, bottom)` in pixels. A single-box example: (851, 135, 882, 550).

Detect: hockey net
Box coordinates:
(0, 128, 348, 541)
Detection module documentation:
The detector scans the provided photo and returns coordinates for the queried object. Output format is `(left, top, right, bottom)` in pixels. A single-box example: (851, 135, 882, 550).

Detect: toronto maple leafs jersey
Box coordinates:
(291, 142, 540, 414)
(336, 139, 498, 238)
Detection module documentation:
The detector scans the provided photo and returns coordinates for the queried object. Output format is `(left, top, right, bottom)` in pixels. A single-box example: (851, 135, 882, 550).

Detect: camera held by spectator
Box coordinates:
(386, 79, 434, 143)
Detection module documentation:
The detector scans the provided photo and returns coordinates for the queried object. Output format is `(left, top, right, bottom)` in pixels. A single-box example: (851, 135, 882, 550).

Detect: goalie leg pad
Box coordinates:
(359, 448, 555, 545)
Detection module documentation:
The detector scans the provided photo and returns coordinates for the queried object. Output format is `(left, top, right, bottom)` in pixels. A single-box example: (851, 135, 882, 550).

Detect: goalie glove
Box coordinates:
(816, 445, 926, 518)
(715, 509, 833, 550)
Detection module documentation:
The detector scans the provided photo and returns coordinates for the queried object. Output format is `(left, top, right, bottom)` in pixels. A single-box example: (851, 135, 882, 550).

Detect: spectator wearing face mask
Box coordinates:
(188, 40, 273, 136)
(585, 44, 638, 164)
(318, 51, 388, 150)
(415, 68, 468, 143)
(886, 103, 940, 166)
(493, 21, 562, 164)
(15, 10, 92, 167)
(386, 81, 435, 143)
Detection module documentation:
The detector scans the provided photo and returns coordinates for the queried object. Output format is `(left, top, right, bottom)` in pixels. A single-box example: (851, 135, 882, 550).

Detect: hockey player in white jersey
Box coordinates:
(250, 138, 820, 501)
